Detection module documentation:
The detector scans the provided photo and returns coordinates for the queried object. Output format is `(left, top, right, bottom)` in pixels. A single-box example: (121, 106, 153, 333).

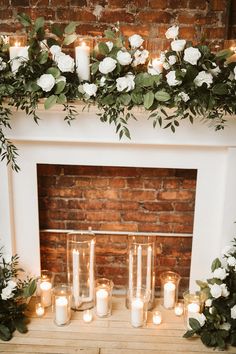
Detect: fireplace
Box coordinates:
(1, 104, 236, 292)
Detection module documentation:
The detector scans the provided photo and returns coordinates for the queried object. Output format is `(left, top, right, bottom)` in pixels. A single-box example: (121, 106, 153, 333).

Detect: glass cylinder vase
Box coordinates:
(95, 278, 113, 318)
(129, 287, 150, 328)
(39, 270, 53, 308)
(53, 284, 72, 326)
(126, 236, 156, 310)
(67, 232, 95, 310)
(183, 291, 202, 329)
(160, 271, 181, 309)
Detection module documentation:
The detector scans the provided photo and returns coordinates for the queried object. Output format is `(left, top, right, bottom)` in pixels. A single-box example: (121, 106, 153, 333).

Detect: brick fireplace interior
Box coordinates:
(37, 164, 197, 295)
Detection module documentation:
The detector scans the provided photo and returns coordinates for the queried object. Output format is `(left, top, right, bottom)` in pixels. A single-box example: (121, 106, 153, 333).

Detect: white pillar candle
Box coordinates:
(83, 309, 93, 323)
(187, 303, 200, 329)
(96, 288, 109, 317)
(137, 245, 142, 290)
(152, 58, 163, 74)
(75, 41, 90, 82)
(9, 43, 28, 72)
(89, 239, 95, 300)
(175, 302, 184, 316)
(72, 249, 80, 306)
(163, 281, 176, 309)
(40, 281, 52, 307)
(35, 303, 45, 317)
(146, 246, 152, 292)
(129, 250, 133, 297)
(131, 298, 144, 327)
(152, 311, 162, 325)
(55, 296, 69, 326)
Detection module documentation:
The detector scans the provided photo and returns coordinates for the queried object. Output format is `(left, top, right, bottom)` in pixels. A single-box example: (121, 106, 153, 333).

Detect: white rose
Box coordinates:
(106, 41, 113, 52)
(0, 58, 6, 71)
(50, 45, 61, 56)
(190, 312, 206, 327)
(205, 298, 212, 307)
(165, 25, 179, 39)
(194, 71, 213, 88)
(0, 35, 9, 44)
(116, 73, 135, 92)
(221, 283, 229, 297)
(209, 66, 221, 76)
(163, 62, 170, 70)
(117, 50, 132, 66)
(100, 76, 106, 86)
(1, 286, 14, 300)
(184, 47, 201, 65)
(178, 92, 190, 102)
(7, 280, 17, 289)
(234, 67, 236, 80)
(231, 305, 236, 319)
(222, 245, 235, 256)
(56, 53, 75, 73)
(129, 34, 144, 48)
(220, 322, 231, 331)
(133, 49, 149, 66)
(227, 256, 236, 267)
(166, 70, 182, 86)
(99, 57, 117, 74)
(37, 74, 55, 92)
(82, 83, 97, 97)
(171, 39, 186, 52)
(168, 55, 177, 65)
(210, 283, 222, 298)
(213, 267, 227, 280)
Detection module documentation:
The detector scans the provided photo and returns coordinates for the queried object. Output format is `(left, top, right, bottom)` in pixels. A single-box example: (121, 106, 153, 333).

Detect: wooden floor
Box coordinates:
(0, 296, 234, 354)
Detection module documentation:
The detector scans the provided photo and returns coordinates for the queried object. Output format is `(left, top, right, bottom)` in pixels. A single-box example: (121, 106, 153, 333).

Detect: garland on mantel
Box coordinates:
(1, 13, 236, 171)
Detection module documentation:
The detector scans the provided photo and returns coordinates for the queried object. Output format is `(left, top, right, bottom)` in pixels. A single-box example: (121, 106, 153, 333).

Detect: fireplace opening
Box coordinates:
(37, 164, 197, 295)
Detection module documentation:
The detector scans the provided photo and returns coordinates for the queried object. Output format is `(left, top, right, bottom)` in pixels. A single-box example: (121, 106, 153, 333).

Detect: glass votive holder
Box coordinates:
(152, 310, 162, 325)
(95, 278, 114, 318)
(129, 287, 150, 328)
(174, 302, 184, 316)
(83, 309, 93, 323)
(183, 291, 202, 329)
(40, 270, 53, 308)
(53, 284, 72, 327)
(160, 271, 181, 309)
(35, 302, 45, 317)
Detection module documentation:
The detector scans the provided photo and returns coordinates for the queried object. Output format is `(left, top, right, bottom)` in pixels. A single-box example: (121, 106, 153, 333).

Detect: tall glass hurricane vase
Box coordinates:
(126, 235, 156, 310)
(67, 232, 95, 310)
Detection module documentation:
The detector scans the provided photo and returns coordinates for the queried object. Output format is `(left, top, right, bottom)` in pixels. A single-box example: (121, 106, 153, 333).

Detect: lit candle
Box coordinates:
(55, 296, 69, 326)
(152, 310, 162, 325)
(40, 280, 52, 307)
(72, 249, 80, 307)
(83, 309, 93, 323)
(163, 281, 176, 309)
(89, 239, 95, 300)
(131, 297, 144, 327)
(146, 246, 152, 292)
(35, 303, 45, 317)
(75, 41, 90, 82)
(96, 288, 109, 317)
(137, 245, 142, 290)
(152, 58, 163, 74)
(9, 41, 28, 72)
(174, 302, 184, 316)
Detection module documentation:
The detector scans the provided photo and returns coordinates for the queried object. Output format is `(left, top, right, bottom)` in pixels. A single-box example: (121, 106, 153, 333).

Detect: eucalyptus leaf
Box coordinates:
(17, 13, 31, 27)
(64, 22, 76, 35)
(38, 51, 48, 64)
(211, 258, 222, 272)
(144, 91, 154, 109)
(63, 34, 77, 46)
(98, 42, 110, 56)
(44, 95, 58, 110)
(189, 318, 201, 331)
(216, 49, 233, 59)
(57, 93, 67, 104)
(15, 319, 28, 334)
(54, 81, 66, 94)
(51, 23, 63, 38)
(0, 324, 12, 341)
(34, 17, 45, 32)
(155, 90, 170, 102)
(104, 29, 116, 39)
(46, 67, 61, 79)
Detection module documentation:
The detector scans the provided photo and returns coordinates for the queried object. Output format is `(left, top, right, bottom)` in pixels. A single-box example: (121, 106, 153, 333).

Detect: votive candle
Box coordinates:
(152, 310, 162, 325)
(83, 309, 93, 323)
(9, 40, 28, 72)
(131, 297, 144, 327)
(96, 288, 109, 317)
(55, 296, 69, 326)
(75, 41, 90, 82)
(163, 281, 176, 309)
(35, 303, 45, 317)
(174, 302, 184, 316)
(40, 280, 52, 307)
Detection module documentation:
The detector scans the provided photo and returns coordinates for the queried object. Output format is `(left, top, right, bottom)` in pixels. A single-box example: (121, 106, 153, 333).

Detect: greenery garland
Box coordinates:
(0, 13, 236, 171)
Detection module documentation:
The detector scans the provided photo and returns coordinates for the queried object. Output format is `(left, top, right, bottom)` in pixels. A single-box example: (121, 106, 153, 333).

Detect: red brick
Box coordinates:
(86, 211, 121, 222)
(143, 179, 162, 189)
(158, 190, 194, 201)
(85, 189, 119, 199)
(211, 0, 227, 11)
(204, 27, 226, 39)
(120, 190, 156, 201)
(188, 0, 208, 9)
(138, 223, 172, 232)
(71, 0, 87, 5)
(137, 10, 172, 24)
(30, 0, 49, 5)
(159, 213, 193, 224)
(163, 179, 180, 189)
(76, 23, 107, 36)
(174, 203, 195, 212)
(99, 10, 135, 23)
(120, 24, 150, 37)
(122, 211, 157, 222)
(142, 202, 173, 212)
(173, 224, 193, 233)
(149, 0, 168, 9)
(177, 13, 195, 25)
(101, 222, 138, 232)
(57, 8, 96, 21)
(0, 0, 9, 5)
(109, 178, 126, 188)
(11, 0, 29, 5)
(30, 8, 56, 20)
(179, 27, 197, 40)
(182, 179, 197, 189)
(126, 178, 144, 188)
(168, 0, 188, 8)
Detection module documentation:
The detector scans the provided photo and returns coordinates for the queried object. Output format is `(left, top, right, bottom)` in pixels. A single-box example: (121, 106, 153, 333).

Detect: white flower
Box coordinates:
(213, 267, 227, 280)
(106, 41, 113, 52)
(209, 66, 221, 76)
(1, 286, 14, 300)
(165, 25, 179, 39)
(100, 76, 106, 86)
(221, 283, 229, 297)
(166, 70, 182, 86)
(231, 305, 236, 319)
(227, 256, 236, 267)
(209, 307, 214, 314)
(220, 322, 231, 331)
(50, 45, 61, 59)
(40, 39, 48, 51)
(117, 50, 132, 66)
(0, 35, 9, 44)
(190, 312, 206, 327)
(205, 298, 212, 307)
(194, 71, 213, 88)
(132, 49, 149, 66)
(37, 74, 55, 92)
(210, 283, 222, 298)
(171, 39, 186, 52)
(56, 76, 66, 83)
(168, 55, 177, 65)
(0, 58, 6, 71)
(99, 57, 117, 74)
(163, 62, 170, 70)
(178, 92, 190, 102)
(234, 67, 236, 80)
(116, 73, 135, 92)
(184, 47, 201, 65)
(82, 83, 97, 97)
(148, 59, 163, 75)
(56, 53, 75, 73)
(222, 245, 235, 256)
(129, 34, 144, 48)
(7, 280, 17, 289)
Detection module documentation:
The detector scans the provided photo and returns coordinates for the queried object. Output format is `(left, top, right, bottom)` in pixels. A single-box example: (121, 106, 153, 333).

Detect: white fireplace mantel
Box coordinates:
(1, 104, 236, 291)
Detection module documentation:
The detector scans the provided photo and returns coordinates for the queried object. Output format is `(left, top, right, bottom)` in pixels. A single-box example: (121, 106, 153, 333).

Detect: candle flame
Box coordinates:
(14, 41, 21, 47)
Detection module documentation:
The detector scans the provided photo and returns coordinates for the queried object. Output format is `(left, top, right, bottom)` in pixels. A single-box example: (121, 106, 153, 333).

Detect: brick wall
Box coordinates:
(229, 0, 236, 38)
(38, 164, 196, 294)
(0, 0, 230, 50)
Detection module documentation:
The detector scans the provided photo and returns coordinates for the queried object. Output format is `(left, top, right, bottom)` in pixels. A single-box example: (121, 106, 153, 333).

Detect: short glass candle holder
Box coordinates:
(160, 271, 181, 309)
(129, 287, 150, 328)
(95, 278, 113, 318)
(53, 284, 72, 327)
(174, 302, 184, 316)
(183, 291, 202, 329)
(83, 309, 93, 323)
(40, 270, 53, 308)
(35, 302, 45, 317)
(152, 310, 162, 325)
